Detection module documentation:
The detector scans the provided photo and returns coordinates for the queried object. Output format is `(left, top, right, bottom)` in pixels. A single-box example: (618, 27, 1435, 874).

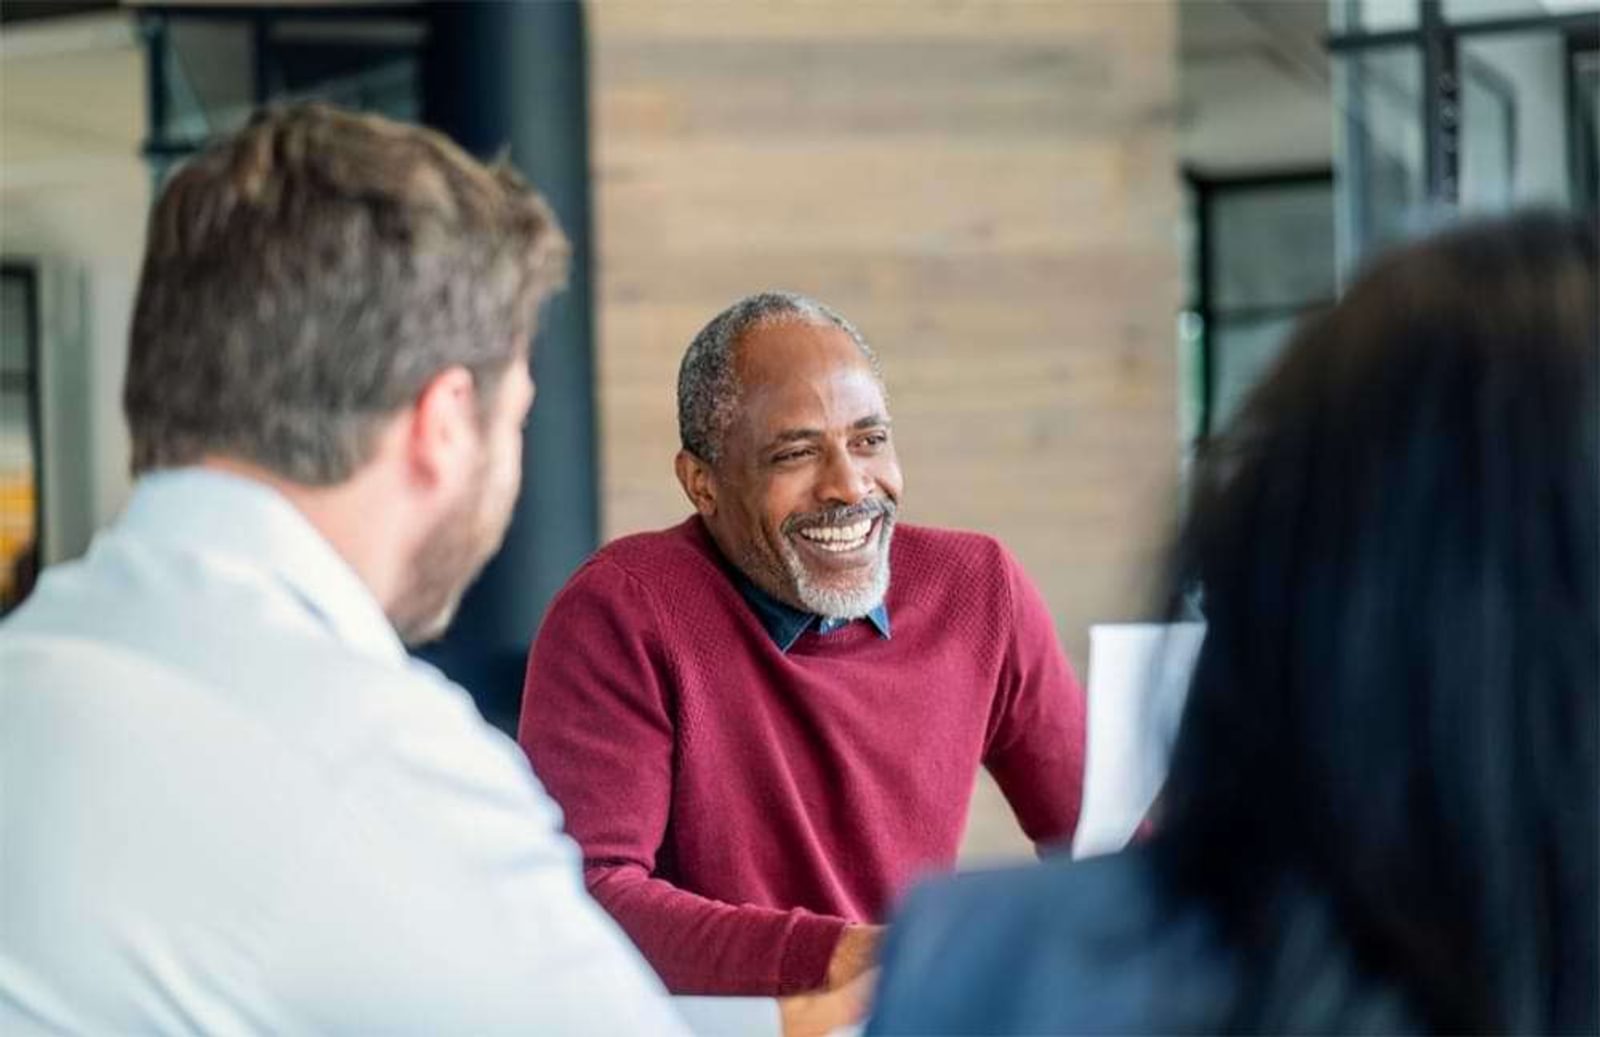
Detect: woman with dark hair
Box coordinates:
(868, 212, 1598, 1035)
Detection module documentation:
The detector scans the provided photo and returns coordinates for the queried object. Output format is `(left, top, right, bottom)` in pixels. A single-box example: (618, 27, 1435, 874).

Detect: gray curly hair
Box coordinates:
(677, 291, 881, 464)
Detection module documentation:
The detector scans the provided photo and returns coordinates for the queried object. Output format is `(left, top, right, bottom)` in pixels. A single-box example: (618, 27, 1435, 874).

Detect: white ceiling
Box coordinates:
(0, 11, 150, 262)
(0, 13, 145, 193)
(1179, 0, 1336, 175)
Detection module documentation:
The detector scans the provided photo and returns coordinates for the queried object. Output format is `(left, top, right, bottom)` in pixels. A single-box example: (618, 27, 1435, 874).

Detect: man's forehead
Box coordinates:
(732, 318, 877, 395)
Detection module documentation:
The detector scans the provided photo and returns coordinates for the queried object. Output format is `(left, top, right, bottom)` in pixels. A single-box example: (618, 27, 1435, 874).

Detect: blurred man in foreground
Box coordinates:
(521, 291, 1087, 996)
(0, 106, 854, 1036)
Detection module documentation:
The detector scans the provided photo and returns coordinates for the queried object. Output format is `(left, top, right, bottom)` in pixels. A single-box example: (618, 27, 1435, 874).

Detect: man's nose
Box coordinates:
(815, 445, 872, 507)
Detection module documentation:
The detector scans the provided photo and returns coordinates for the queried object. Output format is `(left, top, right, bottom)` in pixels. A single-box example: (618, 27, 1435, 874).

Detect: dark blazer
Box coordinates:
(867, 848, 1241, 1035)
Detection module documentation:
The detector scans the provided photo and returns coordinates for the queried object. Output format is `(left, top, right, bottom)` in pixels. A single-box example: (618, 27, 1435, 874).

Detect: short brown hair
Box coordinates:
(125, 103, 568, 483)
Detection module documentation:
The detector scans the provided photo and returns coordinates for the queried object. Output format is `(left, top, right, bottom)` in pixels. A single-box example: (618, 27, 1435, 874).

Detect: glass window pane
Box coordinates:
(1460, 31, 1573, 210)
(1210, 184, 1337, 312)
(147, 12, 426, 166)
(1445, 0, 1600, 22)
(1211, 316, 1306, 430)
(269, 19, 423, 122)
(1331, 0, 1421, 34)
(1459, 47, 1518, 210)
(1334, 45, 1425, 269)
(162, 20, 256, 143)
(1200, 177, 1335, 439)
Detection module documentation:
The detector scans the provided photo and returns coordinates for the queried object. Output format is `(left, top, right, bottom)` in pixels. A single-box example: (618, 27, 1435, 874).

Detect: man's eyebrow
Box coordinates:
(762, 416, 891, 450)
(766, 428, 822, 448)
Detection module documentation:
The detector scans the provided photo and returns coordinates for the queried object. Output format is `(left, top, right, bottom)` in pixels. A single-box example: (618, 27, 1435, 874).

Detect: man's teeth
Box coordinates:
(797, 519, 873, 551)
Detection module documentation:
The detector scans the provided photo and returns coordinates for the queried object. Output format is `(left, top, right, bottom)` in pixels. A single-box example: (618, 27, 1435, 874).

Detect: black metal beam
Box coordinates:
(1184, 166, 1334, 193)
(1191, 179, 1216, 448)
(1567, 29, 1600, 213)
(1328, 10, 1600, 52)
(141, 14, 169, 158)
(0, 0, 115, 25)
(251, 15, 271, 107)
(417, 0, 598, 735)
(1420, 0, 1460, 206)
(1209, 300, 1338, 324)
(130, 3, 419, 22)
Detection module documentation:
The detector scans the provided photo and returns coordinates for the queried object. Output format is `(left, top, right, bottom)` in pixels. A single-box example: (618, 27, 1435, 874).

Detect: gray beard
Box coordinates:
(779, 519, 894, 620)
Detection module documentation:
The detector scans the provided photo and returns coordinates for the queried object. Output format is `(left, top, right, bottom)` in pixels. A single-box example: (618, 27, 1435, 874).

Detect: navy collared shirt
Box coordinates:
(734, 573, 891, 653)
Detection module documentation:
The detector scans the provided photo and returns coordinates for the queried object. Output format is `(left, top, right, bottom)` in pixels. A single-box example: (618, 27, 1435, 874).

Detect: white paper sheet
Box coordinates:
(1071, 623, 1205, 859)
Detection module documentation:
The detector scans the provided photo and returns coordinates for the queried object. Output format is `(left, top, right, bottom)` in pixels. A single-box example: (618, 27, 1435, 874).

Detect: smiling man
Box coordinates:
(519, 292, 1086, 997)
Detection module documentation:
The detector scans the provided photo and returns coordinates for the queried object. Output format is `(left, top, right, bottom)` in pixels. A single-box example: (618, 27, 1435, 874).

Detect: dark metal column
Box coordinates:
(1191, 178, 1215, 449)
(419, 0, 598, 734)
(1420, 0, 1461, 206)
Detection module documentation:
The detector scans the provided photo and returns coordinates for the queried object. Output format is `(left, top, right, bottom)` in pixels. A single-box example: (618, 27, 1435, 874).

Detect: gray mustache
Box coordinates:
(784, 499, 896, 536)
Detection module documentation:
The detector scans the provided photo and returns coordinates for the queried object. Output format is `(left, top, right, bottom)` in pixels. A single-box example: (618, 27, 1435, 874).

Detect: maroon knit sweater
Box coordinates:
(518, 518, 1084, 996)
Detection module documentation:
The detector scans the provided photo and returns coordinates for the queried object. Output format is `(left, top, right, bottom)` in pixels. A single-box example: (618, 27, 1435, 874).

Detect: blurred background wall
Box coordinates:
(590, 1, 1181, 858)
(1, 0, 1595, 859)
(0, 10, 145, 574)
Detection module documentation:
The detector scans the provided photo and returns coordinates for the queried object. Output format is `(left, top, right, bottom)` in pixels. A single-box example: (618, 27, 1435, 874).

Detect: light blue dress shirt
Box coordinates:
(0, 469, 773, 1035)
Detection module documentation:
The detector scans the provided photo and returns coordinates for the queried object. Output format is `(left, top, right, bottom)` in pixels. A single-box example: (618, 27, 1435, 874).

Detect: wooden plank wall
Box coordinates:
(589, 1, 1181, 859)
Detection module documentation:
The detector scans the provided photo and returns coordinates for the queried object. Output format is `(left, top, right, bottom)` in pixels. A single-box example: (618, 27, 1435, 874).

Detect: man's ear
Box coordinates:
(674, 449, 718, 518)
(408, 365, 479, 489)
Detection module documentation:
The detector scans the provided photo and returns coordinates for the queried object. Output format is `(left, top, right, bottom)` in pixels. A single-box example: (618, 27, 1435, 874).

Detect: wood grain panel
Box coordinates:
(590, 0, 1181, 859)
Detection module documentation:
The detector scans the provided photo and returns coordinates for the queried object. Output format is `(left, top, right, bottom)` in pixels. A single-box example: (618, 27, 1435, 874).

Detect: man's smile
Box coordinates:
(794, 515, 878, 554)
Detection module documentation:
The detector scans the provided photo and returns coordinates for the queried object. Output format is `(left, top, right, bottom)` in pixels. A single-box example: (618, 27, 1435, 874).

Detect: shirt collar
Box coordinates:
(116, 468, 407, 666)
(733, 571, 891, 653)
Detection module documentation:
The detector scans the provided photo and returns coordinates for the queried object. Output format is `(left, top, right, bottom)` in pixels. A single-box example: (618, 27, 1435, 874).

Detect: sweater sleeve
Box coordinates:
(518, 556, 847, 996)
(981, 547, 1086, 851)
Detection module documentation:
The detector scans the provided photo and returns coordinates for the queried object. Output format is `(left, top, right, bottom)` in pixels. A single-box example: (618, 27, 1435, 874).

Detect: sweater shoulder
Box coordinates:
(888, 524, 1025, 630)
(561, 519, 734, 615)
(583, 519, 722, 581)
(892, 524, 1018, 584)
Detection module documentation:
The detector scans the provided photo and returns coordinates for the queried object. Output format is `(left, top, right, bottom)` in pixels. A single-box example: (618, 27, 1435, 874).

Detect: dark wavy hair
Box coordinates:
(1156, 212, 1598, 1033)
